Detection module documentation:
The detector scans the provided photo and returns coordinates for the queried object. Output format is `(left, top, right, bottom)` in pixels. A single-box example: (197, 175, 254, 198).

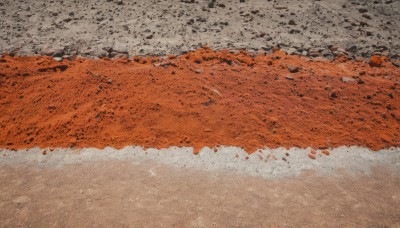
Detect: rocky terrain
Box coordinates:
(1, 0, 399, 59)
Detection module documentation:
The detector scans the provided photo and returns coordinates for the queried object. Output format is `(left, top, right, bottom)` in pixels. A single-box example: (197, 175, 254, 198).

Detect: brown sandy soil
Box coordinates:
(0, 161, 399, 227)
(0, 48, 399, 152)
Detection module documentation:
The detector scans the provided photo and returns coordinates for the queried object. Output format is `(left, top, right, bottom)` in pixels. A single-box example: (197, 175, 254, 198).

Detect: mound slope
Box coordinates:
(1, 48, 399, 151)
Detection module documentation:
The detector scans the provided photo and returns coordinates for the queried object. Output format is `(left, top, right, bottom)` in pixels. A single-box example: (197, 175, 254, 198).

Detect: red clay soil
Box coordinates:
(0, 48, 399, 153)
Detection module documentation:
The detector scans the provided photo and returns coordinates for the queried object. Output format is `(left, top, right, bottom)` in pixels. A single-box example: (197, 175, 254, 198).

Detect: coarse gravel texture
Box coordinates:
(0, 0, 399, 58)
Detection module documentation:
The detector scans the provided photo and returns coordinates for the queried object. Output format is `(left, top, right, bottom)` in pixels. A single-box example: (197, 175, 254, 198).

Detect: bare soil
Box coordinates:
(1, 161, 399, 227)
(0, 49, 399, 152)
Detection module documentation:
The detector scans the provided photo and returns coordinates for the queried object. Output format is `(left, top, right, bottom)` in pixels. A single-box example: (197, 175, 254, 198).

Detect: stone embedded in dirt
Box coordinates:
(369, 56, 383, 67)
(195, 69, 203, 74)
(288, 66, 300, 73)
(69, 137, 77, 147)
(362, 14, 372, 20)
(308, 153, 316, 160)
(309, 52, 320, 57)
(330, 92, 338, 98)
(321, 150, 330, 155)
(197, 17, 207, 23)
(285, 75, 294, 80)
(359, 8, 368, 13)
(202, 99, 215, 106)
(286, 48, 297, 55)
(146, 34, 153, 39)
(53, 57, 63, 62)
(288, 20, 296, 25)
(341, 77, 357, 83)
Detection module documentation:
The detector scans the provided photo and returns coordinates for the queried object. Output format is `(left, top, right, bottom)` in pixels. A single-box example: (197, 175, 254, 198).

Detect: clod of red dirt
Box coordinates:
(321, 150, 330, 156)
(310, 149, 317, 155)
(0, 48, 399, 152)
(42, 150, 47, 155)
(369, 56, 384, 67)
(308, 153, 317, 160)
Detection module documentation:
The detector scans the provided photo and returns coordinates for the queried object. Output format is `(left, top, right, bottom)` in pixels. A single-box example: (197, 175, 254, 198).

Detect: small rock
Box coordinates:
(369, 56, 383, 67)
(53, 57, 63, 62)
(308, 153, 316, 160)
(69, 137, 77, 147)
(308, 51, 320, 57)
(362, 14, 372, 20)
(286, 48, 297, 55)
(358, 8, 368, 13)
(285, 75, 294, 80)
(195, 69, 202, 74)
(288, 66, 300, 73)
(321, 150, 330, 155)
(341, 77, 357, 83)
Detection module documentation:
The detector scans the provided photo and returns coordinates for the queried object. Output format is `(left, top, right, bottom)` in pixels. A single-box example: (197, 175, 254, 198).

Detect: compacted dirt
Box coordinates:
(1, 48, 399, 152)
(1, 161, 400, 227)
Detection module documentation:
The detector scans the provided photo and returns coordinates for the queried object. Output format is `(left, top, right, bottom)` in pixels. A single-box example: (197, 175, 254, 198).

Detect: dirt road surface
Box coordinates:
(1, 160, 400, 227)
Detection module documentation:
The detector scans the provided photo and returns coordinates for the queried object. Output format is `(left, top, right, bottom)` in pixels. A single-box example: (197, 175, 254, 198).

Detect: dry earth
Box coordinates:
(1, 0, 400, 227)
(1, 159, 400, 227)
(1, 49, 399, 151)
(0, 0, 399, 58)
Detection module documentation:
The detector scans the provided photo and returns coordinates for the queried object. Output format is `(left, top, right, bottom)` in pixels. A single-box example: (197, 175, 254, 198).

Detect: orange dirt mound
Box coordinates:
(0, 48, 399, 153)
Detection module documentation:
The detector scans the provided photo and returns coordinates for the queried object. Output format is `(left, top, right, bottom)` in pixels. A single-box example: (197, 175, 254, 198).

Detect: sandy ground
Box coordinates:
(0, 0, 399, 58)
(1, 50, 399, 151)
(1, 154, 400, 227)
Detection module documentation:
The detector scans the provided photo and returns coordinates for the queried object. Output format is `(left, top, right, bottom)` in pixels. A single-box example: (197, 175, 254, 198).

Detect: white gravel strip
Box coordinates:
(1, 146, 399, 179)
